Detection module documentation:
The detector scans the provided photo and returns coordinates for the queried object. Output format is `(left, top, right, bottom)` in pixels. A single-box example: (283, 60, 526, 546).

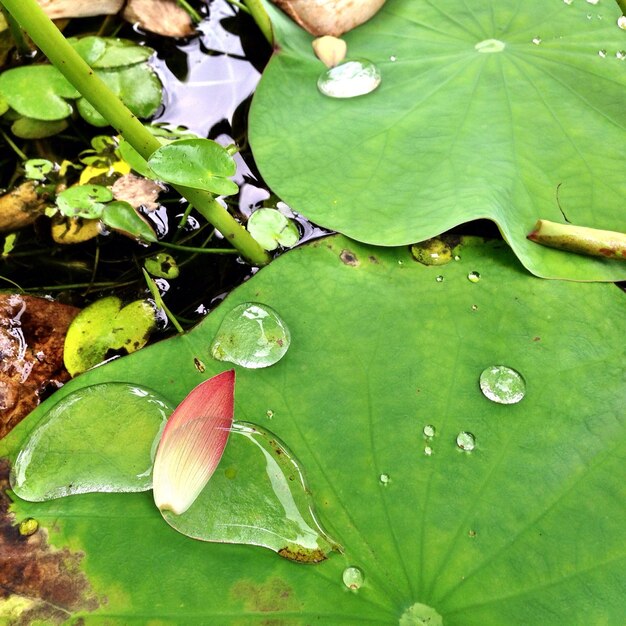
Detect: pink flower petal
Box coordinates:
(153, 370, 234, 515)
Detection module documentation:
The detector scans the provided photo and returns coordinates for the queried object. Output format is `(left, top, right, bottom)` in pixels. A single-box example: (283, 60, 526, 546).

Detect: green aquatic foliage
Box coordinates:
(250, 0, 626, 281)
(63, 296, 156, 376)
(2, 236, 624, 623)
(247, 207, 300, 250)
(55, 184, 113, 219)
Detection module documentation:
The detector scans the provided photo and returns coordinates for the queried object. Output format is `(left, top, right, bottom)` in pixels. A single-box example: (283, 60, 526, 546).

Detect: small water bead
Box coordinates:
(467, 271, 480, 283)
(436, 275, 444, 283)
(399, 602, 443, 626)
(454, 255, 461, 261)
(586, 0, 599, 4)
(471, 304, 478, 311)
(598, 49, 607, 58)
(423, 424, 436, 438)
(424, 446, 433, 456)
(456, 431, 476, 451)
(617, 51, 626, 60)
(479, 365, 526, 404)
(317, 58, 381, 98)
(390, 55, 397, 62)
(618, 16, 626, 30)
(266, 409, 274, 419)
(563, 0, 573, 4)
(210, 303, 291, 369)
(342, 566, 364, 590)
(475, 39, 506, 53)
(532, 37, 542, 45)
(379, 473, 390, 485)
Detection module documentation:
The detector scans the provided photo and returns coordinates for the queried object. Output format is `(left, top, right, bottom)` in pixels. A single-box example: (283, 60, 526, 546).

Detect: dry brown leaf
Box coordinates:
(123, 0, 195, 38)
(0, 294, 79, 439)
(271, 0, 386, 37)
(36, 0, 124, 19)
(0, 182, 52, 233)
(111, 173, 163, 211)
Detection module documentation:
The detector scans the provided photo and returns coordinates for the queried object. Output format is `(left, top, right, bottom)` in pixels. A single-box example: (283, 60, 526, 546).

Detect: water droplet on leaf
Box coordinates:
(532, 37, 542, 45)
(424, 446, 433, 456)
(379, 473, 390, 485)
(456, 431, 476, 451)
(423, 424, 436, 438)
(618, 16, 626, 29)
(563, 0, 573, 5)
(616, 50, 626, 60)
(317, 59, 381, 98)
(342, 566, 364, 590)
(399, 602, 443, 626)
(474, 39, 506, 53)
(586, 0, 599, 4)
(479, 365, 526, 404)
(598, 49, 607, 58)
(467, 271, 480, 283)
(436, 275, 444, 282)
(210, 303, 291, 369)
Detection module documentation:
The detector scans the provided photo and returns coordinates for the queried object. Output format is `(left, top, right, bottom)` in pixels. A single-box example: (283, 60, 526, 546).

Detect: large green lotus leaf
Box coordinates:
(249, 0, 626, 282)
(1, 236, 625, 624)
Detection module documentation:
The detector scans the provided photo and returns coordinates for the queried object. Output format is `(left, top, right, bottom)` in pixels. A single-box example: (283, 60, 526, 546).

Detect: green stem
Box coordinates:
(159, 240, 238, 254)
(0, 0, 271, 267)
(243, 0, 273, 44)
(226, 0, 251, 15)
(177, 0, 202, 22)
(0, 128, 27, 160)
(0, 5, 31, 56)
(142, 269, 185, 334)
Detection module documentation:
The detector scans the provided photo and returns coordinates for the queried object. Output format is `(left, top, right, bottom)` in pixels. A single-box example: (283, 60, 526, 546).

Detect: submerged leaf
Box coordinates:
(153, 371, 235, 515)
(10, 383, 172, 501)
(101, 201, 157, 242)
(162, 421, 339, 563)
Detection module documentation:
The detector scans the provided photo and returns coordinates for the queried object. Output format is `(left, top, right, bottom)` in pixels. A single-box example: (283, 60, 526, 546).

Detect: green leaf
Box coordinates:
(247, 207, 300, 250)
(56, 184, 113, 219)
(63, 297, 156, 376)
(11, 116, 68, 139)
(250, 0, 626, 282)
(77, 64, 162, 127)
(70, 36, 153, 69)
(0, 65, 79, 121)
(101, 200, 157, 242)
(144, 252, 179, 279)
(2, 236, 624, 623)
(0, 92, 8, 116)
(147, 138, 239, 196)
(11, 383, 172, 501)
(23, 158, 54, 181)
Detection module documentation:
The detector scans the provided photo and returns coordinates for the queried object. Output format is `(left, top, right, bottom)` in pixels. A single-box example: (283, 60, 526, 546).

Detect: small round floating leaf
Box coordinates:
(56, 184, 113, 219)
(64, 297, 156, 376)
(247, 208, 300, 251)
(147, 138, 238, 196)
(70, 36, 153, 68)
(210, 302, 291, 368)
(0, 65, 80, 121)
(102, 200, 157, 242)
(24, 159, 54, 181)
(77, 64, 162, 127)
(11, 383, 172, 501)
(145, 252, 179, 279)
(11, 116, 68, 139)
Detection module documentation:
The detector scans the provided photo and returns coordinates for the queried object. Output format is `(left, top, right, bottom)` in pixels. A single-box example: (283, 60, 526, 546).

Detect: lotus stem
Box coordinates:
(243, 0, 274, 44)
(527, 219, 626, 260)
(0, 0, 271, 267)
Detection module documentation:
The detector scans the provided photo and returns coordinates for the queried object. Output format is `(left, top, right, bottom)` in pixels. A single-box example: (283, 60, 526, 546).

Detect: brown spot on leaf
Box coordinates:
(340, 249, 359, 267)
(533, 336, 541, 342)
(0, 459, 98, 624)
(368, 255, 379, 264)
(230, 576, 297, 616)
(0, 295, 79, 438)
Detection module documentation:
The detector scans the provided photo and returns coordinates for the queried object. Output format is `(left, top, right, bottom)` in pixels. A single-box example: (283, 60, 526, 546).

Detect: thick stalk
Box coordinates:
(0, 0, 270, 266)
(244, 0, 274, 44)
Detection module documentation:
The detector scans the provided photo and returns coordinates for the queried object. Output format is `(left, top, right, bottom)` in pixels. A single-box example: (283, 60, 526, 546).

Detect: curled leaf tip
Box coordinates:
(153, 370, 235, 515)
(527, 219, 626, 260)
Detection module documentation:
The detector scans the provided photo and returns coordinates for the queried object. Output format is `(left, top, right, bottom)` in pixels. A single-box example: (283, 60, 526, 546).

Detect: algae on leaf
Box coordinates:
(250, 0, 626, 281)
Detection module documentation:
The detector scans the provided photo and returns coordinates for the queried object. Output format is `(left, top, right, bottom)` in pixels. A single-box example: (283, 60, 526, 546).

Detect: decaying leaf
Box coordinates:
(123, 0, 195, 38)
(36, 0, 124, 20)
(0, 181, 52, 233)
(111, 172, 163, 211)
(0, 459, 99, 623)
(270, 0, 386, 36)
(0, 295, 79, 439)
(51, 215, 100, 244)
